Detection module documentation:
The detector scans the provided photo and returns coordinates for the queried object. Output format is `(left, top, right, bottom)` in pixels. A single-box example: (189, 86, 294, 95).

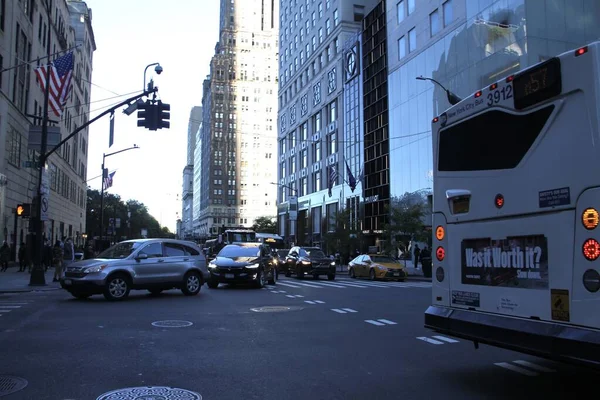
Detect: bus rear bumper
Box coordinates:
(424, 305, 600, 369)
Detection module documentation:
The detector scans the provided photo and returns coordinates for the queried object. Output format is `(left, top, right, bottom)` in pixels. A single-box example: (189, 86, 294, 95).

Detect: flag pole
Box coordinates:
(29, 0, 53, 286)
(100, 153, 106, 244)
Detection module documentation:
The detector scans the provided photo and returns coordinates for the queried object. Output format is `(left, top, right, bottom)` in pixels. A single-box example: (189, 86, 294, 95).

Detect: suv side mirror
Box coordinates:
(136, 253, 148, 261)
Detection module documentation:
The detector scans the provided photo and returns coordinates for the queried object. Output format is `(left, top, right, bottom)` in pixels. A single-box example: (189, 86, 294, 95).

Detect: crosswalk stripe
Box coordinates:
(416, 337, 445, 345)
(0, 310, 13, 313)
(314, 300, 325, 304)
(365, 320, 385, 326)
(494, 362, 539, 376)
(277, 282, 303, 288)
(377, 319, 397, 325)
(0, 306, 22, 309)
(341, 308, 357, 313)
(331, 309, 347, 314)
(303, 281, 348, 289)
(304, 301, 316, 304)
(513, 360, 556, 372)
(289, 281, 324, 288)
(432, 335, 459, 343)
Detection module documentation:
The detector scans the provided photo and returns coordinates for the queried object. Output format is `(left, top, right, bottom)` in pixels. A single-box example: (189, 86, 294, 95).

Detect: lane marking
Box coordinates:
(304, 301, 316, 304)
(377, 319, 397, 325)
(314, 300, 325, 304)
(285, 295, 296, 298)
(0, 306, 22, 309)
(513, 360, 556, 373)
(432, 335, 459, 343)
(290, 281, 324, 288)
(341, 308, 358, 313)
(365, 320, 385, 326)
(331, 309, 347, 314)
(277, 282, 303, 288)
(494, 362, 539, 376)
(307, 281, 348, 289)
(416, 337, 444, 345)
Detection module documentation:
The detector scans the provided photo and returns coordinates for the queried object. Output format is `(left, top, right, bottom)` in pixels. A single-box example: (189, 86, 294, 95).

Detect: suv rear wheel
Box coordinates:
(182, 272, 202, 296)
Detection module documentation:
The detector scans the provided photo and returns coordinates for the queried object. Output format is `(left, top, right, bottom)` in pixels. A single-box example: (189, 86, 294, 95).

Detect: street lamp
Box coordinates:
(100, 145, 140, 243)
(143, 62, 163, 91)
(416, 76, 462, 106)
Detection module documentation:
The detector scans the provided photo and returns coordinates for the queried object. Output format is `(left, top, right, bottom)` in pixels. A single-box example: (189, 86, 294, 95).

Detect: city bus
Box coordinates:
(256, 232, 285, 250)
(425, 41, 600, 368)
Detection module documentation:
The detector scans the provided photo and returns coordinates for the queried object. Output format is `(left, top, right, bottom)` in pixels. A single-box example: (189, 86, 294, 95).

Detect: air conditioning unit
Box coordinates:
(328, 121, 337, 133)
(280, 154, 285, 162)
(290, 148, 296, 156)
(301, 141, 307, 150)
(301, 169, 307, 178)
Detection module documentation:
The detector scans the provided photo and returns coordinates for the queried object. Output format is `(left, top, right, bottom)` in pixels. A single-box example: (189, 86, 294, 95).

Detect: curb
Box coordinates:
(0, 287, 61, 294)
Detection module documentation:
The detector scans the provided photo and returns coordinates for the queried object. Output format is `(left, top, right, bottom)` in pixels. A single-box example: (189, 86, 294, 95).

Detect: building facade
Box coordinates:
(0, 0, 95, 258)
(197, 77, 212, 238)
(197, 0, 280, 238)
(276, 0, 376, 248)
(181, 106, 202, 239)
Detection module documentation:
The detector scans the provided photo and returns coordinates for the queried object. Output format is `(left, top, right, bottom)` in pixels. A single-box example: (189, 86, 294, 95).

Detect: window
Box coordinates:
(139, 243, 163, 258)
(398, 36, 406, 59)
(313, 81, 321, 105)
(396, 1, 405, 23)
(165, 243, 186, 257)
(313, 111, 322, 132)
(430, 9, 439, 36)
(443, 0, 453, 26)
(319, 28, 323, 43)
(7, 126, 21, 167)
(408, 28, 416, 52)
(313, 141, 321, 160)
(328, 132, 337, 154)
(326, 0, 330, 10)
(326, 19, 331, 35)
(301, 122, 308, 140)
(301, 149, 307, 168)
(312, 11, 316, 26)
(318, 2, 323, 18)
(329, 100, 337, 122)
(328, 68, 336, 93)
(334, 9, 339, 26)
(314, 171, 321, 191)
(408, 0, 415, 14)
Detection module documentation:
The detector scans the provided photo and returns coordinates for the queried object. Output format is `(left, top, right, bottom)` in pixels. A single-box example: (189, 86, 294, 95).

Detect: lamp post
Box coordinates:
(416, 76, 462, 106)
(143, 62, 163, 91)
(270, 182, 298, 245)
(100, 145, 140, 244)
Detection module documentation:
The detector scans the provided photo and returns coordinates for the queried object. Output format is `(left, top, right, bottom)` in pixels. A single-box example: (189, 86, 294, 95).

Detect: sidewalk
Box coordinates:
(335, 261, 431, 282)
(0, 264, 62, 293)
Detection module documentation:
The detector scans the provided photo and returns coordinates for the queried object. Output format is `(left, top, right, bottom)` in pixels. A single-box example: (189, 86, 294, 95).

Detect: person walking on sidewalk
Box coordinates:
(0, 241, 10, 271)
(63, 237, 74, 270)
(18, 242, 27, 272)
(52, 240, 64, 282)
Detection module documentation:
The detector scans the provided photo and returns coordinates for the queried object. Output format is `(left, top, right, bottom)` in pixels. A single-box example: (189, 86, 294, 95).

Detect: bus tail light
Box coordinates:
(436, 226, 445, 241)
(489, 83, 498, 90)
(436, 246, 445, 261)
(583, 239, 600, 261)
(582, 208, 599, 230)
(474, 90, 482, 98)
(575, 46, 588, 57)
(506, 75, 514, 82)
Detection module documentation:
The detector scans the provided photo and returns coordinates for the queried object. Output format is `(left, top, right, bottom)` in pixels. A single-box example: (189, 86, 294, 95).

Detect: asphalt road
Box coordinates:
(0, 276, 597, 399)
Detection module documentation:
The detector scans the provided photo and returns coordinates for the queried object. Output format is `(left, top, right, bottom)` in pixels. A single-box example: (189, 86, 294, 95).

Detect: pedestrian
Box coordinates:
(43, 240, 53, 272)
(413, 244, 421, 268)
(0, 241, 10, 271)
(52, 240, 64, 282)
(18, 242, 26, 272)
(63, 237, 74, 268)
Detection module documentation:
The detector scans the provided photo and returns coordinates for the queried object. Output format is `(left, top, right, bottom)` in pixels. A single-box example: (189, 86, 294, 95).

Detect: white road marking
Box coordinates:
(277, 282, 303, 288)
(341, 308, 358, 313)
(365, 320, 385, 326)
(0, 310, 12, 313)
(290, 281, 324, 288)
(286, 295, 296, 298)
(314, 300, 325, 304)
(307, 281, 348, 289)
(416, 337, 445, 345)
(432, 335, 459, 343)
(331, 309, 347, 314)
(494, 362, 539, 376)
(513, 360, 556, 373)
(304, 301, 316, 304)
(377, 319, 397, 325)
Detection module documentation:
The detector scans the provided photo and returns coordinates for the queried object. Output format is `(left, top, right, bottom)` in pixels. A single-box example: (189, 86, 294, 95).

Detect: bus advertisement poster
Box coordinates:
(460, 235, 549, 289)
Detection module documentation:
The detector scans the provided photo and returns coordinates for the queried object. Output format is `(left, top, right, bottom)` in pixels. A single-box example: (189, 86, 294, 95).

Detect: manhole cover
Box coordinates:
(0, 376, 28, 397)
(96, 386, 202, 400)
(250, 306, 302, 313)
(151, 320, 193, 328)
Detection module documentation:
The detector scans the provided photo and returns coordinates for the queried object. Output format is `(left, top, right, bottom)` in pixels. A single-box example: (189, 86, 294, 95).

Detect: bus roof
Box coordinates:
(256, 232, 283, 240)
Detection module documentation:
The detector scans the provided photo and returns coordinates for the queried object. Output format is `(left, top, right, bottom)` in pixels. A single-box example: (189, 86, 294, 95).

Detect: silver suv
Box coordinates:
(60, 239, 208, 301)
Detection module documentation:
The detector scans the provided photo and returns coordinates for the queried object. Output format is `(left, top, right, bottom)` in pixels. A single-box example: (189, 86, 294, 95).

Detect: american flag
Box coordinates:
(34, 52, 74, 117)
(103, 171, 116, 191)
(328, 166, 338, 197)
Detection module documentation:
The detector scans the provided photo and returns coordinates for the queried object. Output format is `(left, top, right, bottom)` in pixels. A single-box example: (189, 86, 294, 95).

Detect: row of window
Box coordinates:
(397, 0, 453, 60)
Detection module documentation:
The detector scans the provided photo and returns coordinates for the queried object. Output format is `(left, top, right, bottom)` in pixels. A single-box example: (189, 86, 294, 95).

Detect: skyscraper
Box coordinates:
(196, 0, 280, 239)
(181, 106, 202, 239)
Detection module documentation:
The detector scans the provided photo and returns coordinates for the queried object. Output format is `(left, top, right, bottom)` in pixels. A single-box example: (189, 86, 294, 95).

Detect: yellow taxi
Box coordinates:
(348, 254, 407, 281)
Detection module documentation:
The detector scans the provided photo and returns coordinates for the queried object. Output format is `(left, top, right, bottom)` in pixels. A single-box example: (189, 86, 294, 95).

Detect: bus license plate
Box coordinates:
(225, 273, 235, 279)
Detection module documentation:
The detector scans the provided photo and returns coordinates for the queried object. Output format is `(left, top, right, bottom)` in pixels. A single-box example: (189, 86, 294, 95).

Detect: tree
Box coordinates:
(323, 208, 362, 265)
(85, 189, 174, 240)
(383, 191, 431, 256)
(252, 216, 277, 233)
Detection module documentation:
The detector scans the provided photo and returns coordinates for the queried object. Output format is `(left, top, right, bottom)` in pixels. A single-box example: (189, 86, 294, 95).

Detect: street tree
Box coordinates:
(383, 191, 431, 257)
(252, 216, 277, 233)
(323, 208, 362, 265)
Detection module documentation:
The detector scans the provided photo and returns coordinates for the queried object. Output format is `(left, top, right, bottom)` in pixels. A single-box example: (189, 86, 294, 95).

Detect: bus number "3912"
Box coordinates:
(487, 85, 513, 106)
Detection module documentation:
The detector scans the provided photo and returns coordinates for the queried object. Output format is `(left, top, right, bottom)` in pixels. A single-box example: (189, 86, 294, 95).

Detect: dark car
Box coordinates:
(285, 246, 335, 280)
(206, 243, 277, 288)
(274, 249, 290, 273)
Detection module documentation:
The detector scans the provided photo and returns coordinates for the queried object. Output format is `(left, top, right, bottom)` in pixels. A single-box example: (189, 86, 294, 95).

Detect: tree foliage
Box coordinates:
(383, 191, 431, 255)
(86, 189, 174, 240)
(252, 216, 277, 233)
(323, 208, 362, 264)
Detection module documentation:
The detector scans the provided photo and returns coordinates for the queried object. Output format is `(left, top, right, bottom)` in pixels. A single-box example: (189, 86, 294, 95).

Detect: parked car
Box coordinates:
(348, 254, 407, 281)
(285, 246, 336, 280)
(207, 242, 277, 288)
(59, 238, 208, 301)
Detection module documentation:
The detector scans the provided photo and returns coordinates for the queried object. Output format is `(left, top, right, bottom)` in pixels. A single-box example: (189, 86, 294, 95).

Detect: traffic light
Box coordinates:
(16, 204, 31, 217)
(157, 101, 170, 129)
(137, 101, 158, 131)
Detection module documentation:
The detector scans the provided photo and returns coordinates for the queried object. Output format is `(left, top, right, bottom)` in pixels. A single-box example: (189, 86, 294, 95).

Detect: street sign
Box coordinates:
(40, 166, 50, 221)
(28, 126, 61, 152)
(22, 160, 41, 168)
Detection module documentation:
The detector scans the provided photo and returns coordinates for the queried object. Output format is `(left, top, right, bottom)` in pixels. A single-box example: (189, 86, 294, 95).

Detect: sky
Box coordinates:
(85, 0, 221, 232)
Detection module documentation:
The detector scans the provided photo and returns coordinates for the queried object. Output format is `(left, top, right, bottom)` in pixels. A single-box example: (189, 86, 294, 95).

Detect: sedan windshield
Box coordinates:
(218, 245, 261, 258)
(97, 242, 142, 259)
(371, 256, 397, 263)
(304, 249, 326, 258)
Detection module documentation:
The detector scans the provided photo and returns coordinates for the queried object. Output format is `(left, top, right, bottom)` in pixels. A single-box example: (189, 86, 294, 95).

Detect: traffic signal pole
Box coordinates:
(29, 85, 158, 286)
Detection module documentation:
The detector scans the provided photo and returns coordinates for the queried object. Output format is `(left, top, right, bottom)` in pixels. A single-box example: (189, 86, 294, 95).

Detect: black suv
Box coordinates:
(285, 246, 335, 280)
(206, 243, 277, 288)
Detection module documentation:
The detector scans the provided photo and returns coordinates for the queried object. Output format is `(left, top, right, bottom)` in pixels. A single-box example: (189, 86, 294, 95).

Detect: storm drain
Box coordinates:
(0, 376, 27, 397)
(250, 306, 303, 313)
(151, 320, 193, 328)
(96, 386, 202, 399)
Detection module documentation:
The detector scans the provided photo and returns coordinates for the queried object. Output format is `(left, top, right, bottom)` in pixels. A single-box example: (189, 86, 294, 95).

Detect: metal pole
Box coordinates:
(143, 63, 159, 91)
(30, 0, 53, 286)
(100, 154, 105, 244)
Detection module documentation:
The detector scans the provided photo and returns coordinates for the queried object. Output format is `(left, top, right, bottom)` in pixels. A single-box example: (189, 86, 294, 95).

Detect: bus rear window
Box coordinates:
(438, 105, 555, 171)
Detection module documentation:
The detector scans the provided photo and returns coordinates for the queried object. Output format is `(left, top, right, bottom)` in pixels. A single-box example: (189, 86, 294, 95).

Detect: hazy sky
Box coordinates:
(85, 0, 220, 232)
